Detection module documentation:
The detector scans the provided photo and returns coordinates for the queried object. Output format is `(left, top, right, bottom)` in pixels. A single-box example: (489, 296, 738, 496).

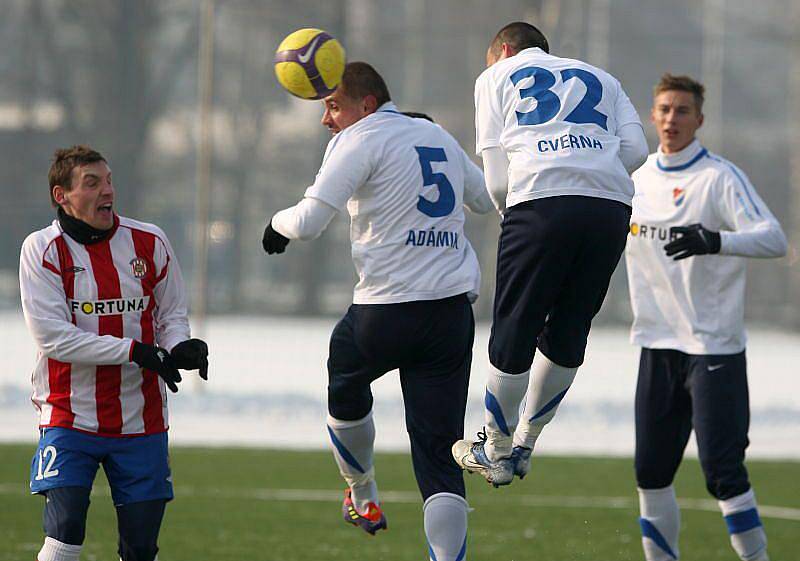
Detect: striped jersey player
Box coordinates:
(20, 145, 208, 561)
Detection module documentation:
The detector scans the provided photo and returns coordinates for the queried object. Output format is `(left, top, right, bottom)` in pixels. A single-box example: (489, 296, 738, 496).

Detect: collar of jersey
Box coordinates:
(376, 101, 400, 114)
(656, 139, 707, 172)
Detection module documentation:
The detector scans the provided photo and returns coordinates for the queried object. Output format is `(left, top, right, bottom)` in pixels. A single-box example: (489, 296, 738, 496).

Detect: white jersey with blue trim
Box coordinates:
(304, 102, 484, 304)
(626, 140, 787, 354)
(474, 47, 642, 208)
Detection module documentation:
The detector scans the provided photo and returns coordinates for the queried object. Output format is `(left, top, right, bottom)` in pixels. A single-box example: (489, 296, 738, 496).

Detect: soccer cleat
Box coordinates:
(451, 437, 514, 487)
(342, 489, 387, 535)
(511, 445, 532, 479)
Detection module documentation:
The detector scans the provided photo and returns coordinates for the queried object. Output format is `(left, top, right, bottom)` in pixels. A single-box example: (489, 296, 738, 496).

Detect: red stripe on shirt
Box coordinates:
(131, 228, 165, 432)
(48, 237, 76, 427)
(86, 240, 124, 434)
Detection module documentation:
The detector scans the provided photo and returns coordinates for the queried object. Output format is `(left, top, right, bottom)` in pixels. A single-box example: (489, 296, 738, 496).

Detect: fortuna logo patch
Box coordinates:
(69, 296, 150, 316)
(130, 257, 148, 279)
(673, 187, 685, 206)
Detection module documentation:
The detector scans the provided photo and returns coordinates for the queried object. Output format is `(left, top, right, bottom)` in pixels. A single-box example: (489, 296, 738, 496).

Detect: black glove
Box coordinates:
(131, 342, 181, 393)
(262, 222, 290, 254)
(664, 223, 721, 260)
(402, 111, 435, 122)
(171, 338, 209, 380)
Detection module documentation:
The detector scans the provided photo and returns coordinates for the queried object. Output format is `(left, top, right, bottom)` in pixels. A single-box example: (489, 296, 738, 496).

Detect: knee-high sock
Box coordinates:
(513, 353, 577, 450)
(638, 486, 680, 561)
(38, 537, 82, 561)
(327, 411, 378, 513)
(424, 493, 468, 561)
(719, 488, 769, 561)
(484, 365, 529, 461)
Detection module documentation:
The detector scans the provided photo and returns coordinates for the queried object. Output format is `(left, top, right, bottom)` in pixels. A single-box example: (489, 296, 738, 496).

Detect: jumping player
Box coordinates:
(452, 21, 648, 486)
(626, 73, 787, 561)
(20, 145, 209, 561)
(262, 62, 494, 561)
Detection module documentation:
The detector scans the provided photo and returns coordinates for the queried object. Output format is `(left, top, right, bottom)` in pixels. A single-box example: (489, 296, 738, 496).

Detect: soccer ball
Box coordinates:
(273, 28, 346, 100)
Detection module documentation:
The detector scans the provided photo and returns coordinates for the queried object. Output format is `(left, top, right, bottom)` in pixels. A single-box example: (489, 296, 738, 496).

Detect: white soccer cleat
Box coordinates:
(451, 439, 514, 487)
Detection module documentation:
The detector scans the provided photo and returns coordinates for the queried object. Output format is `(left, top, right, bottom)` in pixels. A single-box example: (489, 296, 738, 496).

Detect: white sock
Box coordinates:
(719, 488, 769, 561)
(513, 353, 577, 450)
(484, 365, 529, 461)
(638, 486, 680, 561)
(38, 537, 81, 561)
(327, 411, 378, 513)
(424, 493, 468, 561)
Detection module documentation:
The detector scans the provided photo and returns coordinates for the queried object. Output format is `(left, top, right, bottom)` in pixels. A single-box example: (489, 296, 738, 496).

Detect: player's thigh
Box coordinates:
(30, 427, 101, 497)
(327, 306, 387, 420)
(689, 352, 751, 499)
(538, 198, 631, 367)
(103, 432, 173, 507)
(634, 349, 693, 488)
(489, 199, 579, 373)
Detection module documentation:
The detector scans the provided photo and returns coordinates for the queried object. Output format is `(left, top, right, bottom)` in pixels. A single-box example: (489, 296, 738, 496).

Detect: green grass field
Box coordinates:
(2, 444, 797, 560)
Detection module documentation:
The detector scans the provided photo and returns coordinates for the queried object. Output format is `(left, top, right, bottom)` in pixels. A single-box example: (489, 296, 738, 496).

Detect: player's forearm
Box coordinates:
(719, 225, 788, 258)
(465, 189, 495, 215)
(271, 197, 338, 241)
(617, 122, 649, 174)
(481, 147, 509, 213)
(25, 315, 133, 365)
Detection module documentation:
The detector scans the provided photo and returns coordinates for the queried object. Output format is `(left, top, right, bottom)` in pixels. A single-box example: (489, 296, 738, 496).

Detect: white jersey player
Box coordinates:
(21, 145, 208, 561)
(453, 21, 648, 487)
(626, 74, 786, 561)
(262, 62, 494, 561)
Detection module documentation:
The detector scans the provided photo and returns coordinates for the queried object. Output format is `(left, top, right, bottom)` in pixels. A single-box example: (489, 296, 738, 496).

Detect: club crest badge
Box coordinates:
(673, 187, 685, 207)
(130, 257, 148, 279)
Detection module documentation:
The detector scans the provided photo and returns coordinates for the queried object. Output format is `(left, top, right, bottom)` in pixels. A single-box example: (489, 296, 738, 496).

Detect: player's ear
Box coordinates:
(52, 185, 67, 205)
(363, 94, 379, 114)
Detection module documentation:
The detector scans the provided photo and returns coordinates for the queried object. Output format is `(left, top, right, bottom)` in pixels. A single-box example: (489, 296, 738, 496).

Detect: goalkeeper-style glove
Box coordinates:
(262, 222, 290, 254)
(171, 338, 209, 380)
(665, 223, 721, 260)
(131, 342, 181, 392)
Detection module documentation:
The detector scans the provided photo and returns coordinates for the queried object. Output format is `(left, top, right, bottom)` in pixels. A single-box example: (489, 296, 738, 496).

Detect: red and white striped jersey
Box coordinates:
(19, 215, 191, 436)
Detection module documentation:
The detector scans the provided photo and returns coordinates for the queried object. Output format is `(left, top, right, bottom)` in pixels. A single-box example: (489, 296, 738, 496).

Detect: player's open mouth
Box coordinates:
(97, 203, 113, 215)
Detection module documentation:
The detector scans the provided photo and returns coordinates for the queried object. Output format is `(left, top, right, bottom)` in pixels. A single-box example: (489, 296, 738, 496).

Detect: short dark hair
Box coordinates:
(48, 145, 106, 207)
(338, 62, 391, 107)
(653, 73, 705, 112)
(490, 21, 549, 58)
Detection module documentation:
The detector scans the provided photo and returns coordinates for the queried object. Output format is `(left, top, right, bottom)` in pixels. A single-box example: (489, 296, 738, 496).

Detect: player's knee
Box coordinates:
(328, 376, 372, 420)
(538, 333, 586, 368)
(635, 462, 674, 490)
(43, 489, 90, 545)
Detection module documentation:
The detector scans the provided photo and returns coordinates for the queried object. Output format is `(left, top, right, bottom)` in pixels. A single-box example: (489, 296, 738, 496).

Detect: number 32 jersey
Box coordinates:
(475, 47, 642, 208)
(305, 103, 486, 304)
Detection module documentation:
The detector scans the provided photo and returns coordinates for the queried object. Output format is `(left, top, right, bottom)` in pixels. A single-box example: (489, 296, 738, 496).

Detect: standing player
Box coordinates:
(452, 21, 648, 485)
(626, 74, 787, 561)
(20, 145, 209, 561)
(263, 62, 494, 560)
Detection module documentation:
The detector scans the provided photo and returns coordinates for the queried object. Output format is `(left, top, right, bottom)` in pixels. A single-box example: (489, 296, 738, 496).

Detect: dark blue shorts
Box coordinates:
(635, 348, 751, 500)
(30, 427, 174, 506)
(489, 196, 631, 372)
(327, 293, 474, 500)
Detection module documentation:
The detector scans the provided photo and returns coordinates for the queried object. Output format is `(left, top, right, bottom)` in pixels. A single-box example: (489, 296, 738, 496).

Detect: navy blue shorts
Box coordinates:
(489, 196, 631, 372)
(30, 427, 173, 506)
(635, 348, 751, 500)
(327, 294, 474, 500)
